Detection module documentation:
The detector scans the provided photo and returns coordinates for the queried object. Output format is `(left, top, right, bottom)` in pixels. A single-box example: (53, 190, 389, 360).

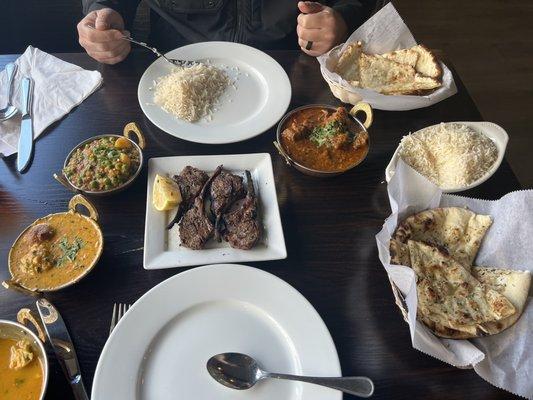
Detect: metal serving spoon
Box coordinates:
(206, 352, 374, 397)
(85, 24, 196, 68)
(0, 63, 18, 121)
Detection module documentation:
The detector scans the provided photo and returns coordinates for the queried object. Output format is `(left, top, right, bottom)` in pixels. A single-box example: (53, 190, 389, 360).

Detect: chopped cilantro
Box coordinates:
(56, 236, 84, 267)
(309, 120, 348, 147)
(14, 378, 25, 387)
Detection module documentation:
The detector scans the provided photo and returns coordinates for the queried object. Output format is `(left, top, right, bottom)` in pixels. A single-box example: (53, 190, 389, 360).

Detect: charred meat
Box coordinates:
(210, 170, 246, 241)
(178, 166, 222, 249)
(221, 170, 261, 250)
(167, 166, 209, 229)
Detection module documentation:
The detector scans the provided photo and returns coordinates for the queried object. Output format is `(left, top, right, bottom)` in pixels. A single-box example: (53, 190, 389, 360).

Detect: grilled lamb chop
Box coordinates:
(167, 166, 209, 229)
(210, 170, 246, 241)
(178, 166, 222, 249)
(221, 170, 261, 250)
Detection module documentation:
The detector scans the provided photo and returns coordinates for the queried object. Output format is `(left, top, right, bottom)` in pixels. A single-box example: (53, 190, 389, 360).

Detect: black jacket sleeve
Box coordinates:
(329, 0, 376, 34)
(82, 0, 140, 28)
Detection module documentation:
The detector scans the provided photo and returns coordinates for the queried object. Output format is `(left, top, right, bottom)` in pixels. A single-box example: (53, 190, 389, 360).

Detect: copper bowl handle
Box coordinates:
(273, 141, 293, 166)
(123, 122, 146, 149)
(17, 308, 47, 343)
(2, 280, 41, 297)
(68, 194, 99, 221)
(349, 102, 373, 129)
(53, 172, 79, 193)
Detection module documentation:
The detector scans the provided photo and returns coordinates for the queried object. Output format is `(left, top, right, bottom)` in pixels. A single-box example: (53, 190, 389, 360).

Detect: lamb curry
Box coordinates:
(9, 212, 102, 291)
(280, 106, 369, 172)
(0, 338, 43, 400)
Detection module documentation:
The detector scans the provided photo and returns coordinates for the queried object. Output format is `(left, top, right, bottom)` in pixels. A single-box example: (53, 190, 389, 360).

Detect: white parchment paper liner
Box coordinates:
(376, 158, 533, 399)
(318, 3, 457, 111)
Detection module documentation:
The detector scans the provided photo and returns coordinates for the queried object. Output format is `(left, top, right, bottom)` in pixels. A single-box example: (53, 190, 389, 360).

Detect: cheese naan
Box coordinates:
(390, 207, 492, 268)
(408, 241, 516, 339)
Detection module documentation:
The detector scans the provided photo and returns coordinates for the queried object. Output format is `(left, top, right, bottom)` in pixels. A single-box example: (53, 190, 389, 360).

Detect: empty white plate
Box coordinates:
(138, 41, 292, 144)
(144, 153, 287, 269)
(91, 264, 341, 400)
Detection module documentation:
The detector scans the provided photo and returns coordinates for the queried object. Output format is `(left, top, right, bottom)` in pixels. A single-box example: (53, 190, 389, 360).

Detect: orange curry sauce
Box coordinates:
(280, 107, 369, 172)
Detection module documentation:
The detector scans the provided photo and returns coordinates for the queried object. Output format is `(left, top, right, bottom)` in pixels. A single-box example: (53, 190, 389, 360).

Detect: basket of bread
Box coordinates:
(377, 159, 533, 399)
(318, 3, 457, 110)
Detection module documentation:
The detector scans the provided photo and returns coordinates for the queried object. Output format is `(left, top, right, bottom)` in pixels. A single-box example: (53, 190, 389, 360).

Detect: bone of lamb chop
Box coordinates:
(210, 170, 246, 242)
(221, 170, 262, 250)
(167, 166, 209, 229)
(178, 166, 222, 249)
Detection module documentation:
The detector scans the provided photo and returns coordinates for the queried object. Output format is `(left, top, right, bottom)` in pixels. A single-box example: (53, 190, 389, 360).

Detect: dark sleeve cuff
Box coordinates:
(83, 0, 121, 15)
(332, 1, 374, 35)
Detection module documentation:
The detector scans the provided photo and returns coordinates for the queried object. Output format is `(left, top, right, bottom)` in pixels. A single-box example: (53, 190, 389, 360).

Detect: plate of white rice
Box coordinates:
(138, 41, 291, 144)
(385, 121, 508, 192)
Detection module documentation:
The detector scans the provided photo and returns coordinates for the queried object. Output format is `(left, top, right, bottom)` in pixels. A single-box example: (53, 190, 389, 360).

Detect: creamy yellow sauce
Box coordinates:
(0, 338, 43, 400)
(9, 213, 102, 290)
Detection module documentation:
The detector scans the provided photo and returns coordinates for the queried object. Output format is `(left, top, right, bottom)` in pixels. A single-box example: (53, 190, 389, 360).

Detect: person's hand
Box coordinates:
(297, 1, 348, 57)
(77, 8, 131, 64)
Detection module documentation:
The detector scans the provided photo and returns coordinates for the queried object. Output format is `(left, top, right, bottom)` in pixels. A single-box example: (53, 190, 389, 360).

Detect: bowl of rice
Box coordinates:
(385, 121, 508, 192)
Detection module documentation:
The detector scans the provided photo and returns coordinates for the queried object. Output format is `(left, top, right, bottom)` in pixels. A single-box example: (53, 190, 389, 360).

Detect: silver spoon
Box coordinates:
(85, 24, 197, 68)
(206, 352, 374, 398)
(0, 63, 18, 121)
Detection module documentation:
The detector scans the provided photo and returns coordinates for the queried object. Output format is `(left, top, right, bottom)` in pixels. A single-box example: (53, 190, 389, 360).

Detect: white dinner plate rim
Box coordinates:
(92, 264, 341, 400)
(137, 41, 292, 145)
(385, 121, 508, 193)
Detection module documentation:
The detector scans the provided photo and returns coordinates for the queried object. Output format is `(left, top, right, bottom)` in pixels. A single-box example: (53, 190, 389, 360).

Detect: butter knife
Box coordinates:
(36, 298, 90, 400)
(17, 77, 34, 172)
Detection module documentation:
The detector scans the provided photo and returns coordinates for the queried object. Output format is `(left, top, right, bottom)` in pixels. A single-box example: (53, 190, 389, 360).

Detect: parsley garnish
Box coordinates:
(56, 236, 84, 267)
(309, 120, 347, 147)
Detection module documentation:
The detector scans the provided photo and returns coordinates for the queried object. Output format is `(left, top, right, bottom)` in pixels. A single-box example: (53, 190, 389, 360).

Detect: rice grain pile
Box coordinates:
(153, 64, 230, 122)
(398, 123, 498, 189)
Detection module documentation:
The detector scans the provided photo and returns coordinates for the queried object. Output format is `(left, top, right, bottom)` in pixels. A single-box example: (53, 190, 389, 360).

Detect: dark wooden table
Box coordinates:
(0, 50, 521, 400)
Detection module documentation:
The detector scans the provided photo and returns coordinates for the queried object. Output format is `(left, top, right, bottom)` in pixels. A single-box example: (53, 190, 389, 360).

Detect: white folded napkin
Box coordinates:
(0, 46, 102, 157)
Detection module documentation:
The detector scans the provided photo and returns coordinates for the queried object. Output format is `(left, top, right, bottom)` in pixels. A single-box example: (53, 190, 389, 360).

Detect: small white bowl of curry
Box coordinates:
(4, 195, 103, 294)
(274, 102, 373, 177)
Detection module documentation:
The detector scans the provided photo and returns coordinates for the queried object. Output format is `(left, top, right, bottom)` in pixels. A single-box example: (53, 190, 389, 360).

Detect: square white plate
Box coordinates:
(144, 153, 287, 269)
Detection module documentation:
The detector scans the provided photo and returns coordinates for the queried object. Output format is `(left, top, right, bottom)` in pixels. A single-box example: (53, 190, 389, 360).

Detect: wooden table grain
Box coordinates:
(0, 50, 521, 400)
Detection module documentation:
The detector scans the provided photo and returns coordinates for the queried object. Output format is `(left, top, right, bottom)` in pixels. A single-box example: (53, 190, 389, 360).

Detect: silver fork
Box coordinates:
(85, 24, 197, 68)
(109, 303, 131, 335)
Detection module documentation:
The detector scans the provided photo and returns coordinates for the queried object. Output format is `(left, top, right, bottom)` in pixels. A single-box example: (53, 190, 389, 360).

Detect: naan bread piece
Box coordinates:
(380, 74, 441, 95)
(409, 241, 516, 339)
(411, 45, 443, 80)
(390, 207, 492, 268)
(335, 41, 363, 85)
(473, 267, 531, 335)
(358, 53, 416, 92)
(382, 48, 419, 68)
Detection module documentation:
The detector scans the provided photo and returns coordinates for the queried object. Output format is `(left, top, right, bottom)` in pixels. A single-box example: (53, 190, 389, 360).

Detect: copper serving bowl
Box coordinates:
(3, 195, 103, 295)
(274, 102, 373, 177)
(54, 122, 145, 196)
(0, 311, 49, 400)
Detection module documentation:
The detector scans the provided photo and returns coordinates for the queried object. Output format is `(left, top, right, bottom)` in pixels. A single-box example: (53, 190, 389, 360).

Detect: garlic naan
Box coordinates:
(473, 266, 531, 335)
(390, 207, 492, 268)
(409, 241, 516, 339)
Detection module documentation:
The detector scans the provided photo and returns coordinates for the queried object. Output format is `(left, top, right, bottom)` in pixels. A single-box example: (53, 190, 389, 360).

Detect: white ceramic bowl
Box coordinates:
(385, 121, 509, 193)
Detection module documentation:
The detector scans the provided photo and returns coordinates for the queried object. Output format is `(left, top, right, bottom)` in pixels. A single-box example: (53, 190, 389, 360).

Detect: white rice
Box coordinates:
(153, 64, 230, 122)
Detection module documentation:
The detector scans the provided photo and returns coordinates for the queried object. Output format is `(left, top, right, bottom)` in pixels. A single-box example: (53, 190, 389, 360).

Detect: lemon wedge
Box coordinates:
(152, 174, 182, 211)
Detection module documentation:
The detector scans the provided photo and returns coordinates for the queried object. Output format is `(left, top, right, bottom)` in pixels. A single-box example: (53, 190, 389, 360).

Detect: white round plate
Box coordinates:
(138, 42, 292, 144)
(92, 264, 341, 400)
(385, 121, 509, 193)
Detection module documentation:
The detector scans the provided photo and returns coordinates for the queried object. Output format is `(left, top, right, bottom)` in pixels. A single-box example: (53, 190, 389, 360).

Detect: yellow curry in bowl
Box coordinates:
(7, 195, 103, 292)
(0, 338, 44, 400)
